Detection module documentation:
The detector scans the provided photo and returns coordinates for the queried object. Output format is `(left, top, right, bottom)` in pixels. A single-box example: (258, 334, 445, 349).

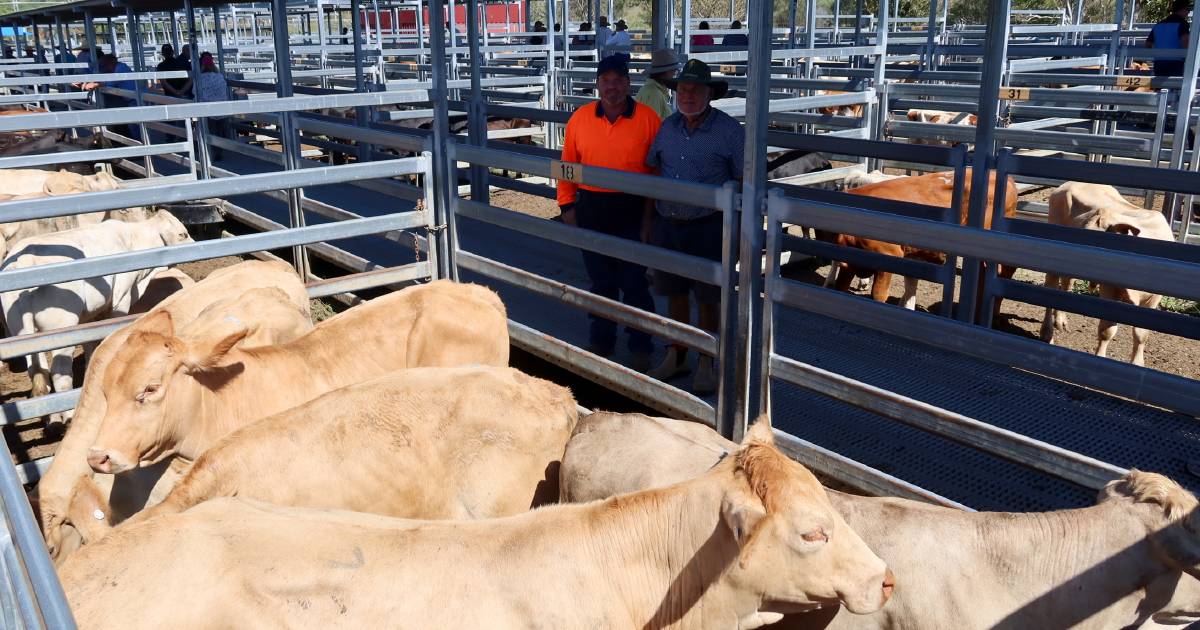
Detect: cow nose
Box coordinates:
(881, 568, 896, 603)
(86, 448, 112, 474)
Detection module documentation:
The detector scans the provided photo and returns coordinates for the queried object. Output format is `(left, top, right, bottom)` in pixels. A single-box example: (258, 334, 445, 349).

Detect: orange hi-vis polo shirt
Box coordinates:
(556, 97, 662, 208)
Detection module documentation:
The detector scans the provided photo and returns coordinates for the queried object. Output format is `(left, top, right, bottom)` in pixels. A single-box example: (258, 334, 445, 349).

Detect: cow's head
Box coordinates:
(1082, 207, 1142, 237)
(88, 310, 248, 474)
(1097, 471, 1200, 583)
(725, 418, 893, 621)
(149, 210, 194, 246)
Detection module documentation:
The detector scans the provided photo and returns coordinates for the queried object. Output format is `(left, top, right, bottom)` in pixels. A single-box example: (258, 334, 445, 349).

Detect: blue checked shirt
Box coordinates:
(645, 107, 744, 220)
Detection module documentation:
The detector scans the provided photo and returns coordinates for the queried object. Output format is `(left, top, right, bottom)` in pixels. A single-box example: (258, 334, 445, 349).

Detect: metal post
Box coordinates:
(272, 0, 311, 281)
(170, 11, 180, 50)
(351, 0, 370, 162)
(872, 0, 888, 89)
(127, 8, 154, 179)
(853, 0, 863, 46)
(316, 0, 328, 89)
(833, 0, 842, 43)
(788, 0, 798, 49)
(83, 11, 98, 72)
(923, 0, 939, 69)
(467, 0, 487, 202)
(1106, 0, 1125, 74)
(214, 9, 228, 94)
(804, 0, 816, 77)
(652, 0, 669, 50)
(960, 0, 1011, 325)
(732, 0, 774, 441)
(430, 0, 456, 278)
(416, 0, 426, 70)
(546, 0, 556, 104)
(682, 0, 691, 56)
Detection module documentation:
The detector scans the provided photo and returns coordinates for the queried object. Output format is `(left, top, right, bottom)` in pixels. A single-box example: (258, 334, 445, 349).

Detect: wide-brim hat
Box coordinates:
(661, 58, 729, 100)
(648, 48, 680, 75)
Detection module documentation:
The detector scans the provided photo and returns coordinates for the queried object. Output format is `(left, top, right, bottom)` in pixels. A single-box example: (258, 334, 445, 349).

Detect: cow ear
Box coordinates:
(138, 310, 175, 338)
(968, 114, 979, 126)
(722, 490, 770, 566)
(181, 327, 249, 373)
(742, 414, 775, 447)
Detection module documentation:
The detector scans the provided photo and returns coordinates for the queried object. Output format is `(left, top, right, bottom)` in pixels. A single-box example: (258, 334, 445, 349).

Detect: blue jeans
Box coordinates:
(574, 190, 654, 354)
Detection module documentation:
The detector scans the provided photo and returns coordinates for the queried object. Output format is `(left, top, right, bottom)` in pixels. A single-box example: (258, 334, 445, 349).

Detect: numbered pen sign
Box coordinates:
(516, 59, 530, 66)
(1117, 76, 1147, 88)
(551, 160, 585, 183)
(998, 87, 1030, 101)
(719, 64, 738, 74)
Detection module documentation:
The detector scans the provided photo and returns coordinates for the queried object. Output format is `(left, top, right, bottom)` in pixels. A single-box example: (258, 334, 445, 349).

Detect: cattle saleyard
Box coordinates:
(0, 0, 1196, 626)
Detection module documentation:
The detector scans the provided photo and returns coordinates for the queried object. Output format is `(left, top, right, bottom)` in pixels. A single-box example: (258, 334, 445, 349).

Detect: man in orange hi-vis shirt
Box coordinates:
(558, 55, 661, 371)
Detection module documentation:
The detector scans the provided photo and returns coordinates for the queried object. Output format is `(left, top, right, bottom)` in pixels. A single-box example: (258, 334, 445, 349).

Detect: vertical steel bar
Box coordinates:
(733, 0, 775, 441)
(271, 0, 311, 281)
(83, 11, 98, 71)
(804, 0, 816, 77)
(1145, 89, 1168, 210)
(714, 181, 740, 441)
(872, 0, 888, 86)
(923, 0, 939, 69)
(682, 0, 692, 56)
(429, 0, 455, 278)
(126, 9, 154, 178)
(959, 0, 1011, 324)
(788, 0, 798, 49)
(467, 0, 487, 201)
(351, 0, 370, 162)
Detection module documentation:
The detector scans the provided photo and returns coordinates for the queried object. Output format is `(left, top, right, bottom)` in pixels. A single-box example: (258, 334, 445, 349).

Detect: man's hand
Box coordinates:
(559, 204, 577, 226)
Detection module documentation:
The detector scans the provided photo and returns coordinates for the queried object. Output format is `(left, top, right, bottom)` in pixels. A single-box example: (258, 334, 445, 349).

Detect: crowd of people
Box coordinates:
(558, 53, 742, 394)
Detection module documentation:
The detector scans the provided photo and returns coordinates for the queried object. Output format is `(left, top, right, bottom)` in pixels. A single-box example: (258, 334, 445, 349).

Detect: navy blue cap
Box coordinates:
(596, 54, 630, 78)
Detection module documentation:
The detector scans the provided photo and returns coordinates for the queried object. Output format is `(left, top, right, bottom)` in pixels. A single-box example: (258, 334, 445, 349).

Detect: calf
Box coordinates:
(61, 420, 893, 630)
(75, 366, 577, 540)
(561, 412, 1200, 630)
(821, 169, 1018, 315)
(1, 212, 194, 431)
(87, 280, 509, 476)
(34, 262, 311, 565)
(1041, 182, 1174, 366)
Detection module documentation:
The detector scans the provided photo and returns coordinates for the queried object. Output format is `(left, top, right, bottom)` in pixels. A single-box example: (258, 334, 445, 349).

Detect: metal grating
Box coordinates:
(770, 304, 1200, 511)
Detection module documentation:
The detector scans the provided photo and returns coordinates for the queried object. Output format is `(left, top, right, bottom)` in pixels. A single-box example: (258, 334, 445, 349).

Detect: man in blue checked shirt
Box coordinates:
(644, 59, 743, 395)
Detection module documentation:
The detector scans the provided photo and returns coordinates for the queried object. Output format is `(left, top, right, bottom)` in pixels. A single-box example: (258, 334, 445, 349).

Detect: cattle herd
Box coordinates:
(0, 116, 1186, 626)
(0, 259, 1189, 628)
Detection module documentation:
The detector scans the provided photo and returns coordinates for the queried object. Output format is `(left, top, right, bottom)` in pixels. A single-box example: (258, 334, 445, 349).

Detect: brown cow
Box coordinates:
(904, 109, 978, 146)
(86, 280, 509, 475)
(820, 169, 1017, 315)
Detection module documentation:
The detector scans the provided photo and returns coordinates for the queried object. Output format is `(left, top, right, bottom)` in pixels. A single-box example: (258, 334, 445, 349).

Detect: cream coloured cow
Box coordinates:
(0, 203, 151, 262)
(1041, 182, 1175, 366)
(60, 420, 894, 629)
(904, 109, 978, 146)
(33, 260, 311, 564)
(1, 212, 194, 431)
(86, 280, 509, 476)
(842, 170, 901, 191)
(560, 412, 1200, 630)
(0, 169, 119, 196)
(69, 366, 576, 544)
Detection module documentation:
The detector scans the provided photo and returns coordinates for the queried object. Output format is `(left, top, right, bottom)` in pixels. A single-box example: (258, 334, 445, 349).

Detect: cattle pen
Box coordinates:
(0, 0, 1198, 623)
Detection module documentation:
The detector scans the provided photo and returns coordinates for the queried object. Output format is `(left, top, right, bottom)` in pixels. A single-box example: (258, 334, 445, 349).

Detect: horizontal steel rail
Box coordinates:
(0, 92, 87, 104)
(0, 141, 189, 170)
(770, 430, 974, 510)
(0, 70, 188, 87)
(769, 354, 1127, 490)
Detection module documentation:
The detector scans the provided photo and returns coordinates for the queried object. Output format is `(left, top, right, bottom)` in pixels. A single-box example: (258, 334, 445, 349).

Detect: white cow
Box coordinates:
(1, 212, 193, 431)
(560, 412, 1200, 630)
(1041, 182, 1175, 366)
(0, 169, 119, 197)
(842, 170, 901, 191)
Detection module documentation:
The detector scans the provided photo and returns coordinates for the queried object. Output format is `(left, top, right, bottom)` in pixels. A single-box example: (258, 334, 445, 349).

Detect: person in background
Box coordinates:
(553, 22, 566, 49)
(87, 53, 140, 141)
(557, 55, 661, 370)
(644, 59, 742, 394)
(54, 45, 76, 65)
(75, 46, 91, 70)
(2, 46, 14, 60)
(690, 21, 715, 46)
(606, 19, 631, 55)
(1147, 0, 1192, 76)
(722, 20, 749, 46)
(575, 21, 594, 48)
(635, 48, 678, 120)
(341, 27, 350, 45)
(595, 15, 612, 51)
(530, 21, 546, 45)
(157, 43, 191, 98)
(194, 51, 229, 160)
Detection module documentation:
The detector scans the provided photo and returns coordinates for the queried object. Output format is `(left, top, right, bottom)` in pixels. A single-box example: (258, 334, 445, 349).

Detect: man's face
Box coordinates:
(676, 82, 712, 117)
(597, 71, 630, 105)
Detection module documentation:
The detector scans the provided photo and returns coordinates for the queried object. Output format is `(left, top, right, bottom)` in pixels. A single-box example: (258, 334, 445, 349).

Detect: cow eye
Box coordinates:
(136, 384, 160, 403)
(801, 529, 829, 544)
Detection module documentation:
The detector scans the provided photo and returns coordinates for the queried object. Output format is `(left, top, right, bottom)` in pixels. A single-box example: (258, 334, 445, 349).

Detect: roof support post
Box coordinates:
(652, 0, 669, 50)
(316, 0, 328, 89)
(429, 0, 457, 279)
(105, 17, 116, 54)
(730, 0, 775, 443)
(682, 0, 691, 56)
(1165, 0, 1200, 237)
(126, 7, 155, 178)
(923, 0, 940, 69)
(83, 10, 98, 71)
(466, 0, 487, 203)
(960, 0, 1012, 326)
(804, 0, 816, 77)
(170, 11, 180, 50)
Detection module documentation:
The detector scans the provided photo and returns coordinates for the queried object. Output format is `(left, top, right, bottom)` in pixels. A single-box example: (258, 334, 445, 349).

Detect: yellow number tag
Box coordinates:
(516, 59, 529, 66)
(719, 64, 738, 74)
(1117, 75, 1146, 88)
(551, 160, 584, 184)
(998, 87, 1030, 100)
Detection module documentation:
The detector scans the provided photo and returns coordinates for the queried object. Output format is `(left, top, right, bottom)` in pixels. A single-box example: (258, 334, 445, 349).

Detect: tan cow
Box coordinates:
(60, 420, 893, 630)
(560, 412, 1200, 630)
(1041, 182, 1175, 366)
(815, 90, 865, 118)
(87, 280, 509, 475)
(820, 170, 1018, 314)
(70, 366, 576, 544)
(0, 169, 119, 197)
(33, 261, 311, 564)
(904, 109, 978, 146)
